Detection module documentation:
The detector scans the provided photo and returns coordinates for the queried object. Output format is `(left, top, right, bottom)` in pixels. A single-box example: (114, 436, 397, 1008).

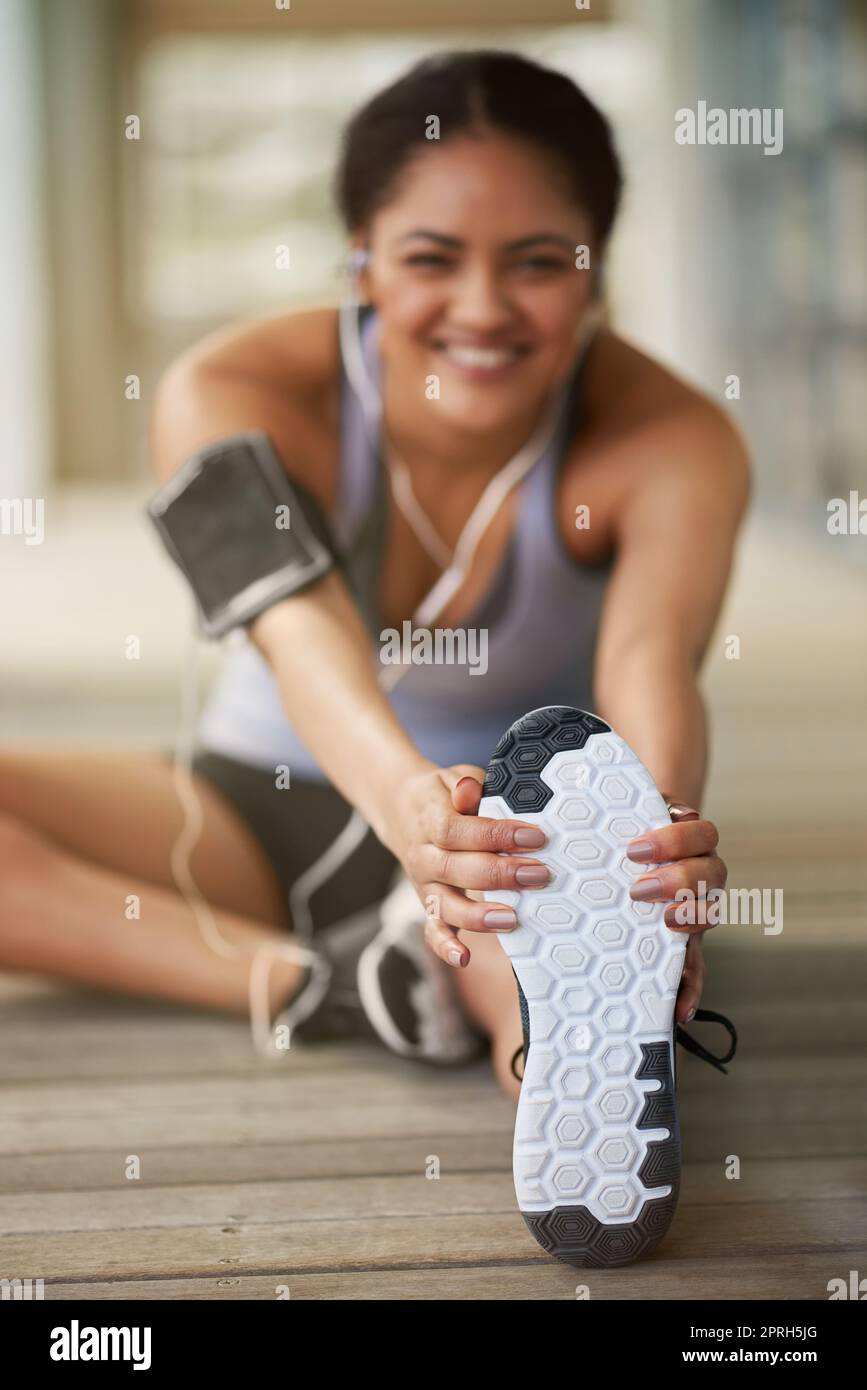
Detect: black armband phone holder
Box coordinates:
(146, 431, 337, 639)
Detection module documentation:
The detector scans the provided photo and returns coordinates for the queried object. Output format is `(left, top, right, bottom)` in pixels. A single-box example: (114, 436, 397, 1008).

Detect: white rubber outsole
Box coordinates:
(480, 706, 687, 1268)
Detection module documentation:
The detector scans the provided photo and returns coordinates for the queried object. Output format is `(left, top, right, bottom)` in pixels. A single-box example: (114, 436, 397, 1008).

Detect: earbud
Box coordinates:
(346, 247, 369, 275)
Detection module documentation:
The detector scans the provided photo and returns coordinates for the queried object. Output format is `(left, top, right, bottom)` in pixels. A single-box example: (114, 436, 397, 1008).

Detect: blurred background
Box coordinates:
(1, 0, 865, 848)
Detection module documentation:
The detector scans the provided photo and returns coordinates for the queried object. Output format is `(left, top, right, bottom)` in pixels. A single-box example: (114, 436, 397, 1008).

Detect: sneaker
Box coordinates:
(357, 871, 487, 1066)
(480, 705, 737, 1269)
(286, 907, 383, 1045)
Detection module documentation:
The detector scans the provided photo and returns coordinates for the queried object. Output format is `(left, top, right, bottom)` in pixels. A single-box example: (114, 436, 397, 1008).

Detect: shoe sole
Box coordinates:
(480, 706, 687, 1269)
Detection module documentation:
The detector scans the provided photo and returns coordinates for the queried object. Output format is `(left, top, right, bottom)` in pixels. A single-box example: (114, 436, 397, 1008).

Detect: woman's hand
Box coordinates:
(626, 799, 725, 1024)
(382, 763, 550, 968)
(382, 769, 721, 1028)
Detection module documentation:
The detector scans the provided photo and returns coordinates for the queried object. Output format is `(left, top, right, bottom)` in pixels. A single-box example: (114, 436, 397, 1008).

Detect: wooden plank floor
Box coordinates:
(1, 521, 866, 1299)
(1, 944, 865, 1301)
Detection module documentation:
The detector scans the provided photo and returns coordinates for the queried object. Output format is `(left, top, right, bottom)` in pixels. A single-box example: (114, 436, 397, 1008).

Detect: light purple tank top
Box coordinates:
(196, 307, 612, 778)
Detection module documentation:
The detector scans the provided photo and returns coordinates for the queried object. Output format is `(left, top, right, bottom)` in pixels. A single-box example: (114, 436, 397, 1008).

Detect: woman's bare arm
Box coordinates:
(591, 402, 750, 1019)
(248, 579, 433, 844)
(593, 403, 751, 808)
(149, 325, 435, 840)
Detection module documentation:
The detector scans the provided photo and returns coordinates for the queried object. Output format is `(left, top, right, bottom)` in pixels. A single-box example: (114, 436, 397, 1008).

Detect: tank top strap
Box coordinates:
(513, 335, 594, 566)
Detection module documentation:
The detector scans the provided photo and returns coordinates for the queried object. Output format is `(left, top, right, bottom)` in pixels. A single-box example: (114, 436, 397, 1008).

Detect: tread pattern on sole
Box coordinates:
(480, 706, 686, 1268)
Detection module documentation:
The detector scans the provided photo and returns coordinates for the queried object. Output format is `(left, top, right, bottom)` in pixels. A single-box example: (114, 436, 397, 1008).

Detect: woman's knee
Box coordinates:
(0, 812, 67, 971)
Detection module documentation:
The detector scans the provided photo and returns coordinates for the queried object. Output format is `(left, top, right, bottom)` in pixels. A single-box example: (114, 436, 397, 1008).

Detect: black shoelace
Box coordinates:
(674, 1007, 738, 1074)
(510, 1006, 738, 1082)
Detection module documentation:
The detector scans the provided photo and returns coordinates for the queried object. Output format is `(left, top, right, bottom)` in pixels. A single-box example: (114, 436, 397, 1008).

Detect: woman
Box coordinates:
(1, 51, 747, 1263)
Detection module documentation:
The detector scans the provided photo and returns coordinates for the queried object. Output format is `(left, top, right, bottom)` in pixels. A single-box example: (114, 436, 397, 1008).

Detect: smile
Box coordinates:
(433, 341, 529, 374)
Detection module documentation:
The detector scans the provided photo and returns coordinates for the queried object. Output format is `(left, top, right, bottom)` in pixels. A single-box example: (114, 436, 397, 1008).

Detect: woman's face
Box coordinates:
(358, 131, 597, 435)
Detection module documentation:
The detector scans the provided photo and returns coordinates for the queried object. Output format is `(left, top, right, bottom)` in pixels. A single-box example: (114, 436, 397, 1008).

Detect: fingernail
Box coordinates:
(514, 827, 546, 848)
(627, 839, 655, 862)
(483, 909, 518, 928)
(629, 876, 663, 901)
(686, 1005, 696, 1022)
(448, 947, 464, 967)
(516, 865, 550, 886)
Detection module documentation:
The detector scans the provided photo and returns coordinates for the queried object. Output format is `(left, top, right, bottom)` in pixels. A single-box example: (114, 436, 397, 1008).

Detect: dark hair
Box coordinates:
(334, 49, 623, 246)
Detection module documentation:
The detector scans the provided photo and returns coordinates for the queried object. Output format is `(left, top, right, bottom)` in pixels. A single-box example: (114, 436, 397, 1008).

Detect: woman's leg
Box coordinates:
(451, 930, 522, 1099)
(0, 744, 302, 1015)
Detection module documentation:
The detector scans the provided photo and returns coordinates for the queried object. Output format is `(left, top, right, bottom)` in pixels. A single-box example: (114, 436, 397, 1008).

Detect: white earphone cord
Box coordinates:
(171, 625, 329, 1058)
(169, 272, 582, 1058)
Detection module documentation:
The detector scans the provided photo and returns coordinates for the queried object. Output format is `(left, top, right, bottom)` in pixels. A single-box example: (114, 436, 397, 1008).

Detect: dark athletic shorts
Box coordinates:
(183, 747, 400, 936)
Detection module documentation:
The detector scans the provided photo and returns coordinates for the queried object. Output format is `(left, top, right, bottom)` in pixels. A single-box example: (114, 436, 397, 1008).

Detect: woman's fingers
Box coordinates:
(427, 763, 554, 890)
(662, 899, 719, 934)
(423, 883, 518, 936)
(432, 811, 548, 855)
(628, 852, 727, 936)
(422, 902, 469, 967)
(428, 774, 548, 854)
(417, 844, 551, 893)
(439, 765, 487, 815)
(451, 776, 483, 815)
(629, 852, 727, 905)
(625, 811, 726, 936)
(440, 764, 487, 791)
(421, 879, 520, 967)
(626, 816, 719, 865)
(675, 934, 705, 1023)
